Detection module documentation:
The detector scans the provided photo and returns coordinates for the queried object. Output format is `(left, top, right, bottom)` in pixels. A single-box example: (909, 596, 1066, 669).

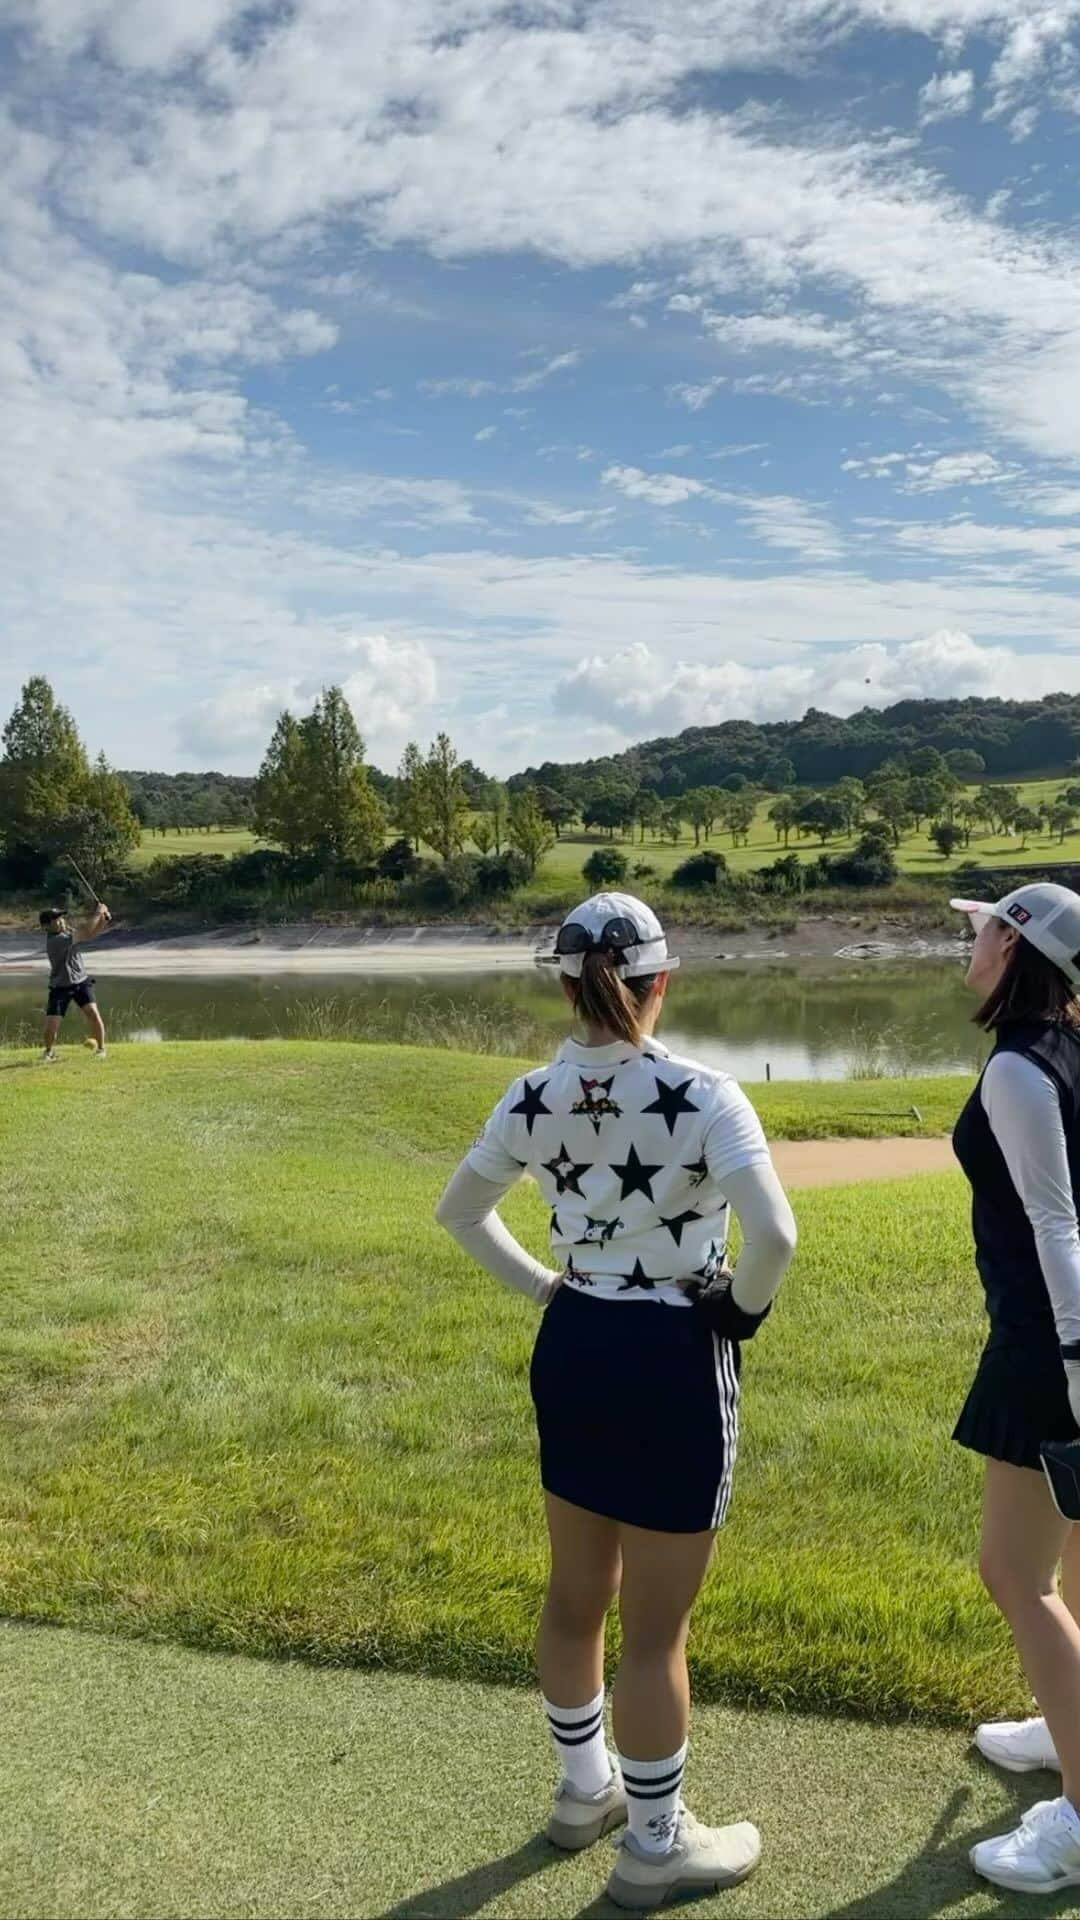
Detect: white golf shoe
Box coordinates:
(974, 1715, 1060, 1775)
(547, 1754, 627, 1850)
(607, 1806, 761, 1909)
(971, 1796, 1080, 1895)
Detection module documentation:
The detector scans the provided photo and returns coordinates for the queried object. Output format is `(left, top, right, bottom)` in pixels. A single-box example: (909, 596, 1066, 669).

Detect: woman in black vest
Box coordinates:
(951, 884, 1080, 1896)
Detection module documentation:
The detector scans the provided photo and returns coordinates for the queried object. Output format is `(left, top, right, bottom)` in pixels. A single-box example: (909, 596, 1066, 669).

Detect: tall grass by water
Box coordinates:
(0, 1042, 1008, 1722)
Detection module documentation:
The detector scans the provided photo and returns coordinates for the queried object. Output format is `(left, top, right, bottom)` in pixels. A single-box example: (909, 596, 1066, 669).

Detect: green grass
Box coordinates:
(2, 1621, 1058, 1920)
(0, 1043, 1016, 1724)
(529, 774, 1080, 894)
(129, 827, 259, 867)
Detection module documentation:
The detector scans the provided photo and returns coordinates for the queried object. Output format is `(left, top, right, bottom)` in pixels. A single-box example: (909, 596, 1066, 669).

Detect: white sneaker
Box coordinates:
(971, 1796, 1080, 1894)
(40, 1049, 57, 1064)
(547, 1754, 627, 1850)
(974, 1716, 1061, 1775)
(607, 1806, 761, 1910)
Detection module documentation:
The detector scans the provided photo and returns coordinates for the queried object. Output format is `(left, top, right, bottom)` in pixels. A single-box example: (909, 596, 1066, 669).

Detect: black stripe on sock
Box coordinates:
(623, 1771, 685, 1799)
(541, 1720, 599, 1751)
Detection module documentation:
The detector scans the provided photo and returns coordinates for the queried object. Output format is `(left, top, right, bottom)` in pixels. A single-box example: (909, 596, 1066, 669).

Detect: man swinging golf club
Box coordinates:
(39, 892, 111, 1063)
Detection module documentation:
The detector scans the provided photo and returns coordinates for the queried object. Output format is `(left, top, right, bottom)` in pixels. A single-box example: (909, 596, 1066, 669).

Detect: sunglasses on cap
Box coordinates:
(553, 915, 641, 957)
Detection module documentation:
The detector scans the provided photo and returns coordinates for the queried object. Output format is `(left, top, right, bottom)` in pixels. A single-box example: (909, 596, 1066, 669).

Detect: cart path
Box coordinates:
(774, 1135, 956, 1188)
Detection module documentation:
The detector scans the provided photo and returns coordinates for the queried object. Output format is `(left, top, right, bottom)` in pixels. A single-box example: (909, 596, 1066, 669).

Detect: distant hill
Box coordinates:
(518, 694, 1080, 796)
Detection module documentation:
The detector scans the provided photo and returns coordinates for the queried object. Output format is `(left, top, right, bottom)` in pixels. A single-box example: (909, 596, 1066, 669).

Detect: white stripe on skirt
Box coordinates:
(710, 1333, 741, 1528)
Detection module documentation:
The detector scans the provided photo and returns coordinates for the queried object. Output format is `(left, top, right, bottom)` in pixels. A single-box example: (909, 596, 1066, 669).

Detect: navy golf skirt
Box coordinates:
(953, 1338, 1079, 1472)
(529, 1283, 741, 1533)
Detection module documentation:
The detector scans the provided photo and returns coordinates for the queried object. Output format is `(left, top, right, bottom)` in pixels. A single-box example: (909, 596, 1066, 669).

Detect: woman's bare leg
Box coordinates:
(980, 1460, 1080, 1806)
(612, 1523, 715, 1759)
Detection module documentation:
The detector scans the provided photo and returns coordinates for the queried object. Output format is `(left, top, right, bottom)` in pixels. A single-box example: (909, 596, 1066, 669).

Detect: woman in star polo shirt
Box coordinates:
(435, 892, 796, 1910)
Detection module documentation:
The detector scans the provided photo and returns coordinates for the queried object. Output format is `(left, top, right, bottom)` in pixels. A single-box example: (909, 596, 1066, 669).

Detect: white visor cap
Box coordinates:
(950, 882, 1080, 989)
(540, 890, 681, 980)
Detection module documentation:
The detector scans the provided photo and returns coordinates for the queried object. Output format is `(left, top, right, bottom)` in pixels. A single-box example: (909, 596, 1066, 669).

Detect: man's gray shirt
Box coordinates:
(46, 930, 88, 989)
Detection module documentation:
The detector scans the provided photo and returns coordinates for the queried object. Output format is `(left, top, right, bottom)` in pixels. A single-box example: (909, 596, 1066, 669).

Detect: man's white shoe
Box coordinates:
(974, 1716, 1061, 1775)
(40, 1049, 57, 1064)
(971, 1797, 1080, 1894)
(547, 1754, 627, 1850)
(607, 1806, 761, 1910)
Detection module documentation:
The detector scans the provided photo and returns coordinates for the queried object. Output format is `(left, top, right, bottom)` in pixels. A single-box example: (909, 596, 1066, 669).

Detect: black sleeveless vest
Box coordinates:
(952, 1019, 1080, 1349)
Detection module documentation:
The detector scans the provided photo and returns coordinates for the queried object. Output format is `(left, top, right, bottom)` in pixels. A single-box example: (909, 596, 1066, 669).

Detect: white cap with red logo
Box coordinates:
(950, 882, 1080, 989)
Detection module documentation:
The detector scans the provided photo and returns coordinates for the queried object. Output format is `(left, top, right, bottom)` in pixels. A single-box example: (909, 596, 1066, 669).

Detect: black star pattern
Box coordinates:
(692, 1238, 730, 1285)
(659, 1207, 703, 1247)
(564, 1254, 595, 1287)
(541, 1142, 591, 1198)
(642, 1074, 701, 1135)
(575, 1214, 624, 1246)
(618, 1258, 669, 1294)
(610, 1142, 663, 1202)
(510, 1076, 552, 1135)
(683, 1154, 709, 1189)
(550, 1210, 561, 1238)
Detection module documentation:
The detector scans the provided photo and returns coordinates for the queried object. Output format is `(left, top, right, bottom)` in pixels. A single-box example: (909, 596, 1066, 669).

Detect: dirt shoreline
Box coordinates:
(0, 916, 966, 976)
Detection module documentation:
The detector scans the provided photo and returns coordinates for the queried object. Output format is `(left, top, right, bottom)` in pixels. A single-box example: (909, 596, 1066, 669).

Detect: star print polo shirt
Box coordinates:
(466, 1035, 771, 1306)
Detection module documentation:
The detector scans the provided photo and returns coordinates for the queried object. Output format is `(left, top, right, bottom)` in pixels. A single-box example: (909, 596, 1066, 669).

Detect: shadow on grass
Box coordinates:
(800, 1776, 1074, 1920)
(377, 1832, 560, 1918)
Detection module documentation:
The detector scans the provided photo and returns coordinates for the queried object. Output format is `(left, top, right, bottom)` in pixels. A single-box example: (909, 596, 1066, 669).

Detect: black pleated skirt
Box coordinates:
(529, 1283, 740, 1534)
(953, 1339, 1079, 1472)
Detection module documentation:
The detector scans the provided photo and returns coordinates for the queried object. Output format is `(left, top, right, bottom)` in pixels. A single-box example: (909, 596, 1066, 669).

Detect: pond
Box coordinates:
(0, 961, 989, 1082)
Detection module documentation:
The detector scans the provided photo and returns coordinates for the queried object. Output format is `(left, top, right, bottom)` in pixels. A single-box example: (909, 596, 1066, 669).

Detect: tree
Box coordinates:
(507, 790, 556, 876)
(977, 784, 1021, 835)
(533, 784, 577, 838)
(299, 686, 386, 861)
(945, 748, 986, 783)
(727, 793, 757, 847)
(470, 816, 495, 856)
(761, 757, 796, 792)
(395, 742, 429, 852)
(833, 777, 866, 834)
(422, 733, 470, 861)
(796, 795, 846, 843)
(1014, 807, 1042, 850)
(907, 746, 949, 779)
(907, 777, 950, 833)
(930, 821, 963, 859)
(660, 804, 684, 845)
(0, 676, 138, 884)
(583, 847, 629, 888)
(873, 782, 914, 848)
(480, 780, 509, 855)
(1048, 801, 1077, 844)
(955, 800, 982, 847)
(683, 788, 712, 846)
(633, 789, 662, 844)
(768, 796, 799, 847)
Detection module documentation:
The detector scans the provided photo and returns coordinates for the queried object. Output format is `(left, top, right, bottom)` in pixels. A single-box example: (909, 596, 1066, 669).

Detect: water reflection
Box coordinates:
(0, 962, 988, 1082)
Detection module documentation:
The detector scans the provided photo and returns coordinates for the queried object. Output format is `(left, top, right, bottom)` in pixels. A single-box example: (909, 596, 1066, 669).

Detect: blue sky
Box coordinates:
(3, 2, 1080, 776)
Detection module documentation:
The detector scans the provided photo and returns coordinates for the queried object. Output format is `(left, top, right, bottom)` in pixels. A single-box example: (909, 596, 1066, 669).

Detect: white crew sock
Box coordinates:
(618, 1741, 688, 1855)
(542, 1687, 612, 1794)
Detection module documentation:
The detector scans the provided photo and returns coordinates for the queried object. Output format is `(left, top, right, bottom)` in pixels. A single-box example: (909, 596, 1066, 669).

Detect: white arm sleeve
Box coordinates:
(982, 1050, 1080, 1347)
(435, 1160, 559, 1307)
(720, 1158, 798, 1315)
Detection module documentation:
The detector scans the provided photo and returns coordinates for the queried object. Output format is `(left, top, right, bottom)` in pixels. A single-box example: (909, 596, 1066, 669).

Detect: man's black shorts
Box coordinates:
(46, 980, 96, 1018)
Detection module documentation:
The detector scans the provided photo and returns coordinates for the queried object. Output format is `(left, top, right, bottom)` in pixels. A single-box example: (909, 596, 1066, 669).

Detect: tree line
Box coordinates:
(518, 693, 1080, 796)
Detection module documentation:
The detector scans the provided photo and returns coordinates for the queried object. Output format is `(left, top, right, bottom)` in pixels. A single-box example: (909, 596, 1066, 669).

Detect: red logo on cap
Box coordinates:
(1008, 903, 1032, 925)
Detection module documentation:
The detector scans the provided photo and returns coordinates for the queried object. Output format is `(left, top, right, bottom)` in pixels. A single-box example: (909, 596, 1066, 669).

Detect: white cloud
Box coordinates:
(177, 632, 438, 764)
(842, 448, 1008, 490)
(474, 424, 497, 441)
(512, 349, 582, 392)
(918, 69, 975, 122)
(602, 463, 708, 506)
(552, 629, 1078, 736)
